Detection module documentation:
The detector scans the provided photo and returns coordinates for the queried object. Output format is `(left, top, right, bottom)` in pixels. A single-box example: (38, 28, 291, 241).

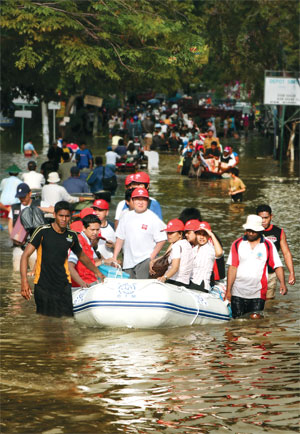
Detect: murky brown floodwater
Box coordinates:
(1, 132, 299, 433)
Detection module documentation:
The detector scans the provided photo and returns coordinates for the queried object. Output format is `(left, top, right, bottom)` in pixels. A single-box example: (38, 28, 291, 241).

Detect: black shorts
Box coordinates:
(231, 192, 243, 202)
(231, 295, 265, 319)
(34, 283, 74, 318)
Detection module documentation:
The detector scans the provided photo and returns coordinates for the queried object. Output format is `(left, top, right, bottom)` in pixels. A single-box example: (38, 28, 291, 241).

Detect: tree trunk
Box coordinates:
(41, 101, 50, 155)
(65, 94, 82, 116)
(92, 107, 99, 136)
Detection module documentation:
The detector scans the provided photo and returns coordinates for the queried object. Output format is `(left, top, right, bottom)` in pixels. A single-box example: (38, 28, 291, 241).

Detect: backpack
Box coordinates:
(20, 204, 46, 234)
(102, 167, 118, 193)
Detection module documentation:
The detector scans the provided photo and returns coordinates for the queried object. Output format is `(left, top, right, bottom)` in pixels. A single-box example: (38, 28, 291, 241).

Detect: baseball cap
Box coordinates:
(224, 146, 231, 152)
(131, 187, 149, 199)
(15, 183, 31, 198)
(79, 207, 96, 219)
(93, 199, 109, 210)
(184, 219, 201, 232)
(197, 221, 211, 232)
(161, 218, 185, 232)
(133, 172, 150, 184)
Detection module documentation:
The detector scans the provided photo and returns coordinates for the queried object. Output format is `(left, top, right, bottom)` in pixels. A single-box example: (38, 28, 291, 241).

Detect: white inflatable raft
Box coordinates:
(72, 278, 231, 329)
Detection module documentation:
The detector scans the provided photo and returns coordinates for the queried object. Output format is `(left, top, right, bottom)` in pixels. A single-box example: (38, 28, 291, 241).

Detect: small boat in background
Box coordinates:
(72, 278, 231, 329)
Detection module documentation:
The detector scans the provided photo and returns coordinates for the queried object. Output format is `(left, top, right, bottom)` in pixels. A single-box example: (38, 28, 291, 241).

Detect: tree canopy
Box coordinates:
(1, 0, 205, 106)
(1, 0, 299, 107)
(199, 0, 299, 101)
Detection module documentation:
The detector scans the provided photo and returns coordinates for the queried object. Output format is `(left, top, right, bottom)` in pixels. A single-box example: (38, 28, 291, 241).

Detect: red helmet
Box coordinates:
(70, 220, 83, 233)
(133, 172, 150, 184)
(125, 173, 135, 186)
(93, 199, 109, 210)
(79, 207, 96, 219)
(131, 187, 149, 199)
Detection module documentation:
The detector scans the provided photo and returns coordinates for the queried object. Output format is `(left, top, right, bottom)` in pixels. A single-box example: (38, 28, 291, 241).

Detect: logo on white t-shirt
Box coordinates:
(141, 224, 148, 230)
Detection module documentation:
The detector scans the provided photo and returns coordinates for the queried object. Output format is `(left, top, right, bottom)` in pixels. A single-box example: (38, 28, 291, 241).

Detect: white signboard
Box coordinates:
(264, 77, 300, 106)
(84, 95, 103, 107)
(48, 101, 61, 110)
(14, 110, 32, 119)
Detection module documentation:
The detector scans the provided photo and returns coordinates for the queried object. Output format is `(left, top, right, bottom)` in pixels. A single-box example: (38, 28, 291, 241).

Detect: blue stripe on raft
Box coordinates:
(73, 300, 230, 321)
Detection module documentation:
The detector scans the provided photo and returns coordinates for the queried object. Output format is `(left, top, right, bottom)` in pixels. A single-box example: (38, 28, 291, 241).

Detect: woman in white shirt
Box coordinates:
(189, 221, 223, 292)
(150, 219, 193, 287)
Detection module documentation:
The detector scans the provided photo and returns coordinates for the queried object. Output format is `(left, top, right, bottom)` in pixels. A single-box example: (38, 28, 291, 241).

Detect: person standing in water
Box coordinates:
(256, 204, 295, 299)
(20, 201, 104, 317)
(225, 215, 286, 319)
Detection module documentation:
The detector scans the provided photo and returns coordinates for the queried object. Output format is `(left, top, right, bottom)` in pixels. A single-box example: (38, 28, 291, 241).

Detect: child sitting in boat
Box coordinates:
(150, 219, 193, 287)
(188, 221, 223, 292)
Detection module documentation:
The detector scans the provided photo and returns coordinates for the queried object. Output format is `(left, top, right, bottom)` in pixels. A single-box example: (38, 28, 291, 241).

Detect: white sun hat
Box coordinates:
(243, 215, 264, 232)
(47, 172, 60, 183)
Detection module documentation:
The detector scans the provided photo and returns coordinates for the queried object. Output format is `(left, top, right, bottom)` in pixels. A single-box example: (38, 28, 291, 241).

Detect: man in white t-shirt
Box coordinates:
(225, 215, 287, 319)
(113, 187, 167, 279)
(21, 161, 45, 190)
(105, 146, 121, 169)
(42, 172, 86, 206)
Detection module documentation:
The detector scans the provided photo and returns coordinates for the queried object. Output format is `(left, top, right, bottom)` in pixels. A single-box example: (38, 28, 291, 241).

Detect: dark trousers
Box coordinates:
(231, 192, 243, 202)
(34, 283, 74, 318)
(231, 295, 265, 319)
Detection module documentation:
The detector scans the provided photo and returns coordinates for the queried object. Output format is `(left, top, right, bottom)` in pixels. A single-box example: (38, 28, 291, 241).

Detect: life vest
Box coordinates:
(71, 233, 96, 287)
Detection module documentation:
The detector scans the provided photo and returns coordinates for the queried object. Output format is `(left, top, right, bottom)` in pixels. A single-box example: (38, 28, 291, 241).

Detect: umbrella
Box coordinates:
(148, 98, 160, 104)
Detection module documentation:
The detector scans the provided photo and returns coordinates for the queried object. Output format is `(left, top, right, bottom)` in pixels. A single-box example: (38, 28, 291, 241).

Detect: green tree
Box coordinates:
(197, 0, 299, 100)
(1, 0, 206, 107)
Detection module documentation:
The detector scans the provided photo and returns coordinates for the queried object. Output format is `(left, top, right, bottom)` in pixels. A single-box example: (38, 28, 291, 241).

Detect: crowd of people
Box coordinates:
(1, 164, 294, 321)
(0, 101, 295, 322)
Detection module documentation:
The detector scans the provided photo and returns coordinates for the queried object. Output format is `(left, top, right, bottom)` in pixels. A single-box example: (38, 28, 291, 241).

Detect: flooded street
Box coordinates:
(1, 133, 299, 433)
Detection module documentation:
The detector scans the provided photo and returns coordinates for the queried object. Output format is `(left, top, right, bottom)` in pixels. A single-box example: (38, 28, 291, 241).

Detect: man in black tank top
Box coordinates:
(256, 204, 295, 299)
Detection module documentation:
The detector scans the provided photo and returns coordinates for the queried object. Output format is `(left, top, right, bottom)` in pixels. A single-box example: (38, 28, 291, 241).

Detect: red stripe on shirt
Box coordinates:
(265, 238, 275, 269)
(231, 237, 243, 267)
(260, 261, 268, 300)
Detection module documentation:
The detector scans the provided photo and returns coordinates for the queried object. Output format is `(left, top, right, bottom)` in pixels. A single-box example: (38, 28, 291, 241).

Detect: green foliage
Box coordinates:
(1, 0, 205, 104)
(198, 0, 300, 101)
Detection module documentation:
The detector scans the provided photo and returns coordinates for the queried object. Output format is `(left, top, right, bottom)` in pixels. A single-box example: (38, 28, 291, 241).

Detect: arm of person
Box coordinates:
(150, 240, 166, 261)
(274, 266, 288, 295)
(77, 250, 105, 282)
(113, 237, 124, 262)
(8, 218, 13, 235)
(39, 206, 54, 214)
(280, 231, 295, 285)
(231, 187, 246, 195)
(61, 188, 80, 204)
(206, 230, 223, 258)
(20, 243, 36, 300)
(157, 258, 180, 282)
(225, 265, 237, 302)
(68, 261, 89, 287)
